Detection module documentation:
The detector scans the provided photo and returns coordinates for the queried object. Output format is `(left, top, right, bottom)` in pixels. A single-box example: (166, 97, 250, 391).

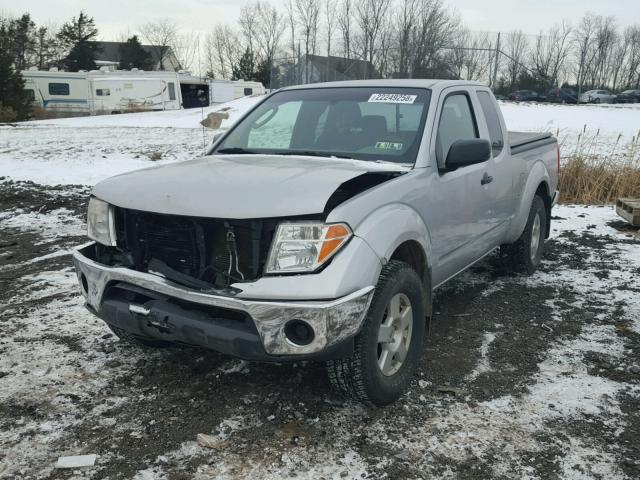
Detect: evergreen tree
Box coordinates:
(232, 48, 256, 81)
(118, 35, 152, 70)
(57, 11, 100, 71)
(8, 14, 36, 70)
(0, 23, 32, 121)
(231, 49, 271, 87)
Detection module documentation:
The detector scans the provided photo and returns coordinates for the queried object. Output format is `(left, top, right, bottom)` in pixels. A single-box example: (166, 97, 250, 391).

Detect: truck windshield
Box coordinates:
(214, 87, 431, 164)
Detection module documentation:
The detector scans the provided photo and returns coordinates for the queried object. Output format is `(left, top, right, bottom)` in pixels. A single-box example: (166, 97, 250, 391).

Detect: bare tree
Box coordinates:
(140, 19, 178, 70)
(503, 30, 529, 88)
(337, 0, 352, 59)
(255, 1, 285, 65)
(172, 31, 199, 71)
(204, 25, 241, 79)
(533, 22, 572, 87)
(410, 0, 461, 78)
(293, 0, 321, 82)
(355, 0, 391, 78)
(622, 26, 640, 88)
(324, 0, 336, 78)
(395, 0, 419, 78)
(572, 14, 598, 93)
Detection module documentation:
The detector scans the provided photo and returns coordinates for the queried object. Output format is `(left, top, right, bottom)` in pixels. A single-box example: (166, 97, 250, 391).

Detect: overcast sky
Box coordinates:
(4, 0, 640, 40)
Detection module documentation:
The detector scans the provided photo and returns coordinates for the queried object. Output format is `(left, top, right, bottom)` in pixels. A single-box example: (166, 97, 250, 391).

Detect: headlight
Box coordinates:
(87, 197, 116, 246)
(265, 222, 352, 274)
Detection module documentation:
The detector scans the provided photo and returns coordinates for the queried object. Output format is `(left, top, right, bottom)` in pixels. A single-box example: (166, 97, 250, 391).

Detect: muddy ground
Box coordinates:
(0, 179, 639, 480)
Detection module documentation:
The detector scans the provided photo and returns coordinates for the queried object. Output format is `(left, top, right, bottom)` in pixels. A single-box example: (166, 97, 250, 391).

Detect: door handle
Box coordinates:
(481, 173, 493, 185)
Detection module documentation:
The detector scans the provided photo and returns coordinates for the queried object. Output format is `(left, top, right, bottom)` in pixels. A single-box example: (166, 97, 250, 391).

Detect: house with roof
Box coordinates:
(94, 41, 182, 71)
(298, 54, 378, 83)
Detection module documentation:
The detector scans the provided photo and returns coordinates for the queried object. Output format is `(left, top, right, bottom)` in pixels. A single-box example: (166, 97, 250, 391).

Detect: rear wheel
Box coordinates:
(326, 260, 427, 406)
(501, 195, 547, 275)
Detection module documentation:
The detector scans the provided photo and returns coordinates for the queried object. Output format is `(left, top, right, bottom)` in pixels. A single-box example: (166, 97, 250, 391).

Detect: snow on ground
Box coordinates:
(3, 194, 638, 479)
(24, 95, 261, 130)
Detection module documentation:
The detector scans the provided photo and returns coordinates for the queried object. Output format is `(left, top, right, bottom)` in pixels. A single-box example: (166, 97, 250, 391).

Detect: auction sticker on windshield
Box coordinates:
(368, 93, 417, 104)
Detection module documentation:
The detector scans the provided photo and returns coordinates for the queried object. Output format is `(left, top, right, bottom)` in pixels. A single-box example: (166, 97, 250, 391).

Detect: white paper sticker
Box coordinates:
(368, 93, 417, 104)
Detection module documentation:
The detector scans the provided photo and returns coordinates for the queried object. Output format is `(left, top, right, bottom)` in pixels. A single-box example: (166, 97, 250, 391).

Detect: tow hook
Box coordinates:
(129, 303, 173, 334)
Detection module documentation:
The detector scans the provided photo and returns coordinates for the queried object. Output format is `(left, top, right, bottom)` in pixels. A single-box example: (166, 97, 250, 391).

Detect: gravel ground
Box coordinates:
(1, 179, 639, 480)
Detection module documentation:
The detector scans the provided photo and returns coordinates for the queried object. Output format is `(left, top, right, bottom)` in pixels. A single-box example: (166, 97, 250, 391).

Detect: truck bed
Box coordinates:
(508, 131, 555, 154)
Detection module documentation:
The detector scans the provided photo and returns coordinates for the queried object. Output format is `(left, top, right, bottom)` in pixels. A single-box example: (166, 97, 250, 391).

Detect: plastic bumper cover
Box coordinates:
(72, 244, 374, 357)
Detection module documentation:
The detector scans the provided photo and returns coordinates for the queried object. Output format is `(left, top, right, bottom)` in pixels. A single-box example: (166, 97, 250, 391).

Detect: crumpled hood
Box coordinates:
(92, 155, 409, 219)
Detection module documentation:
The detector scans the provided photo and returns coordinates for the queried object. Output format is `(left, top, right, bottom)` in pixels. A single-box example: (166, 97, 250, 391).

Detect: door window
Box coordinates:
(436, 93, 478, 165)
(168, 82, 176, 100)
(477, 91, 504, 154)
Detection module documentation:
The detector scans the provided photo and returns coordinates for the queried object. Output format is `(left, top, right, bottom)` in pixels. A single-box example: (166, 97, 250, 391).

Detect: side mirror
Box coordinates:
(445, 139, 491, 170)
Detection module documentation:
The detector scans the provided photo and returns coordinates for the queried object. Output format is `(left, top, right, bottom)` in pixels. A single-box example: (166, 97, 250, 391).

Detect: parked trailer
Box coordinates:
(22, 69, 183, 117)
(177, 74, 266, 108)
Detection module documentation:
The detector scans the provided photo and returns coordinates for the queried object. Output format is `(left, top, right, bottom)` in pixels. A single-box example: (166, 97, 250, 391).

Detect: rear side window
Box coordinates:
(477, 91, 504, 154)
(49, 83, 69, 95)
(436, 93, 478, 165)
(168, 82, 176, 100)
(244, 87, 253, 95)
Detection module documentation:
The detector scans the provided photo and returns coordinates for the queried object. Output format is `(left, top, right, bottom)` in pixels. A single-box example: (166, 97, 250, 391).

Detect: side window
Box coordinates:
(49, 83, 69, 95)
(243, 87, 253, 96)
(436, 93, 478, 165)
(96, 88, 110, 96)
(477, 91, 504, 154)
(168, 82, 176, 101)
(25, 89, 35, 101)
(247, 101, 302, 149)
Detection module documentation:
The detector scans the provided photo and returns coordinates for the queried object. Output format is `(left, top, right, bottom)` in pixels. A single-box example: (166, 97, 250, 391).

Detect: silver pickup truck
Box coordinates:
(73, 80, 559, 405)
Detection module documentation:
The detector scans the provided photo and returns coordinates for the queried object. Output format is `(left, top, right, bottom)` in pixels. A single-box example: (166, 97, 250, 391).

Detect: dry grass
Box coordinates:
(558, 128, 640, 204)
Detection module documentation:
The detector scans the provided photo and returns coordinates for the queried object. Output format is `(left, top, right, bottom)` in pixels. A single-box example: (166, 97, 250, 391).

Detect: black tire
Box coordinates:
(594, 98, 601, 104)
(501, 195, 547, 275)
(326, 260, 427, 406)
(107, 324, 173, 348)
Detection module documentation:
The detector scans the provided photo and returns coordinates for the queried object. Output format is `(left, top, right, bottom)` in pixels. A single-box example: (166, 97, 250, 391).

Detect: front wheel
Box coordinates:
(326, 260, 427, 406)
(501, 195, 547, 275)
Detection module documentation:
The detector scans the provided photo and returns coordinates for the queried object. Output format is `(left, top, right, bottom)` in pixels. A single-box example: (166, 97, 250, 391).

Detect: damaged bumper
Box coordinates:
(72, 244, 374, 359)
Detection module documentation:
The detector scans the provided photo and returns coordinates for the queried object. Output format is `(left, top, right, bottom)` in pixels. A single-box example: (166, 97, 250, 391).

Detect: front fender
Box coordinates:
(352, 203, 432, 268)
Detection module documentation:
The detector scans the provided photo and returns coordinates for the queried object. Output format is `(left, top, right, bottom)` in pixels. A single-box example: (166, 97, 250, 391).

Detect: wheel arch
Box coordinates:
(350, 203, 433, 315)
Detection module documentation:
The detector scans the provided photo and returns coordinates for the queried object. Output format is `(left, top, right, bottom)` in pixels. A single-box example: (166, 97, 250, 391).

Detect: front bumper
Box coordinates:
(73, 244, 374, 358)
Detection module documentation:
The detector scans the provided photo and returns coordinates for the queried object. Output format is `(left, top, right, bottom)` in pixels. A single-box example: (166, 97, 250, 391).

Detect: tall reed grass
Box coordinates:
(558, 126, 640, 204)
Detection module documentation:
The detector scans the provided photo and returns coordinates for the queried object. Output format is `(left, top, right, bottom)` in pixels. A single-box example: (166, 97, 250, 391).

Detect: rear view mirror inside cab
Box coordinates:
(444, 139, 491, 171)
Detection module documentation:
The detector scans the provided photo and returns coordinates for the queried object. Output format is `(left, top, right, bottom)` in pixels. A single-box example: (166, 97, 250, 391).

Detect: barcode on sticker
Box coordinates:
(368, 93, 417, 104)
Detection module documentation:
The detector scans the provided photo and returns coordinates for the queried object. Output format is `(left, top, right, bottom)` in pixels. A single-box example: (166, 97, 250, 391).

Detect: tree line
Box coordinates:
(204, 0, 640, 93)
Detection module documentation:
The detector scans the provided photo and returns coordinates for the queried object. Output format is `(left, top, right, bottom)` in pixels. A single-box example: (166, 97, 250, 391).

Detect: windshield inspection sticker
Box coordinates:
(375, 141, 403, 151)
(368, 93, 417, 104)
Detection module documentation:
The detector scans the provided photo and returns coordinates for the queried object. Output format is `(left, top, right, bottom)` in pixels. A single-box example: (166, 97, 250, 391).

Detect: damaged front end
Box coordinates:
(94, 207, 284, 293)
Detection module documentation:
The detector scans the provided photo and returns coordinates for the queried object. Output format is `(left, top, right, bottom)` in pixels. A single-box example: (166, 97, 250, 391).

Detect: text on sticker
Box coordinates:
(368, 93, 417, 104)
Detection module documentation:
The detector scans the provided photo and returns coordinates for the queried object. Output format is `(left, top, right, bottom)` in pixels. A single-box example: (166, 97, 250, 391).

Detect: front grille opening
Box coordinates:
(109, 208, 282, 290)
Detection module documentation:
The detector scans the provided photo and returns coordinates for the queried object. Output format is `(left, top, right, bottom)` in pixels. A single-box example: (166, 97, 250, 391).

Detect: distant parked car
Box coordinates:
(579, 89, 616, 104)
(494, 94, 507, 101)
(508, 90, 546, 102)
(546, 88, 578, 104)
(614, 90, 640, 104)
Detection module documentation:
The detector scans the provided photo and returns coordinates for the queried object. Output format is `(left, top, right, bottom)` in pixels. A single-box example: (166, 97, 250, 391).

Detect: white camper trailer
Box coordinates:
(177, 74, 265, 108)
(209, 79, 265, 104)
(22, 69, 183, 117)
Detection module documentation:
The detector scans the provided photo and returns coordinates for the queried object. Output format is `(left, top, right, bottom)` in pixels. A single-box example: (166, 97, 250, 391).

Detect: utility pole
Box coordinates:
(491, 32, 501, 90)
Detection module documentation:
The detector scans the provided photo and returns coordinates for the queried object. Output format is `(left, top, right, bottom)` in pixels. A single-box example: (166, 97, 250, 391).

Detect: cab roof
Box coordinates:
(281, 79, 486, 91)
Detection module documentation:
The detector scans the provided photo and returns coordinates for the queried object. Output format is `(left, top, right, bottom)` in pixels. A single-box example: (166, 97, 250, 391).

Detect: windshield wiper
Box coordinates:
(274, 150, 355, 160)
(216, 147, 257, 154)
